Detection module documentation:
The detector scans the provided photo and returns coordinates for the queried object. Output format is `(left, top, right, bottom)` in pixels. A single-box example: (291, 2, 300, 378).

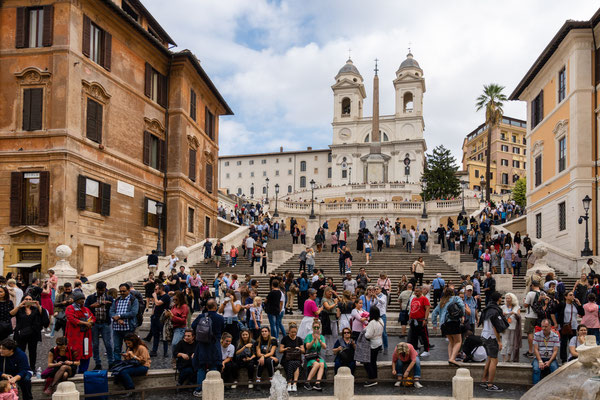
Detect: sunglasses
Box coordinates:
(313, 327, 321, 330)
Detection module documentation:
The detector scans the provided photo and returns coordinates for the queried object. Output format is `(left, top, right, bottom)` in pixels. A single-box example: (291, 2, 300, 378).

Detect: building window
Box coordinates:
(535, 155, 542, 187)
(204, 216, 211, 239)
(238, 172, 242, 178)
(205, 107, 215, 140)
(144, 198, 159, 228)
(501, 173, 508, 185)
(341, 97, 351, 115)
(249, 160, 254, 165)
(501, 159, 508, 166)
(512, 147, 520, 154)
(237, 188, 242, 195)
(82, 16, 111, 70)
(188, 207, 194, 233)
(262, 171, 266, 177)
(531, 90, 544, 128)
(288, 157, 292, 162)
(226, 173, 230, 179)
(188, 148, 197, 181)
(328, 167, 332, 178)
(236, 161, 241, 166)
(300, 161, 306, 172)
(10, 171, 50, 226)
(77, 175, 110, 216)
(143, 131, 165, 171)
(535, 213, 542, 239)
(512, 135, 517, 143)
(523, 138, 527, 145)
(512, 160, 520, 168)
(16, 6, 54, 49)
(288, 170, 292, 175)
(328, 153, 332, 162)
(523, 162, 527, 169)
(275, 170, 279, 176)
(224, 161, 229, 166)
(205, 163, 213, 193)
(86, 98, 103, 143)
(342, 169, 348, 179)
(314, 168, 318, 174)
(501, 132, 506, 141)
(287, 185, 292, 193)
(501, 145, 509, 152)
(261, 159, 267, 164)
(490, 173, 493, 180)
(558, 67, 566, 103)
(314, 156, 318, 161)
(474, 170, 479, 178)
(558, 136, 566, 172)
(190, 89, 197, 121)
(262, 186, 266, 194)
(523, 149, 527, 155)
(250, 172, 254, 177)
(300, 176, 306, 188)
(144, 62, 167, 107)
(558, 202, 566, 231)
(22, 88, 43, 131)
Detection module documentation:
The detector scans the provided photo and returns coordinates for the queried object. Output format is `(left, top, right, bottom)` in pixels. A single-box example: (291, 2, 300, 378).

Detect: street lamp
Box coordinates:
(273, 184, 280, 217)
(349, 167, 352, 185)
(156, 202, 164, 256)
(251, 183, 254, 199)
(309, 179, 316, 219)
(265, 178, 270, 204)
(579, 195, 593, 256)
(480, 176, 485, 203)
(460, 179, 467, 216)
(421, 178, 428, 219)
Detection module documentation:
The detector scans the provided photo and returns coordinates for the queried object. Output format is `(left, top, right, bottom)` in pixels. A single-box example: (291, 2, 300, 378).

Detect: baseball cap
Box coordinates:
(465, 285, 473, 291)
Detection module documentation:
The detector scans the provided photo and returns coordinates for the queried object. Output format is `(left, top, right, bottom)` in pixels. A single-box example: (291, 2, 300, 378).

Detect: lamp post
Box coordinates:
(265, 178, 270, 204)
(579, 195, 593, 256)
(309, 179, 316, 219)
(251, 183, 254, 199)
(480, 176, 485, 203)
(460, 179, 467, 216)
(421, 178, 428, 219)
(349, 167, 352, 185)
(273, 184, 280, 217)
(156, 202, 164, 256)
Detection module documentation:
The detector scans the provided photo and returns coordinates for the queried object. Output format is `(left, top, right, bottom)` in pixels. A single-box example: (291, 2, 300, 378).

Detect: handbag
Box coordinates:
(109, 360, 140, 375)
(561, 305, 575, 336)
(0, 321, 13, 337)
(304, 352, 319, 362)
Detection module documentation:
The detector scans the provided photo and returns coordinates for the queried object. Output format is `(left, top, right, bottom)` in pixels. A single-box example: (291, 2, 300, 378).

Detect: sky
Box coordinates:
(144, 0, 599, 163)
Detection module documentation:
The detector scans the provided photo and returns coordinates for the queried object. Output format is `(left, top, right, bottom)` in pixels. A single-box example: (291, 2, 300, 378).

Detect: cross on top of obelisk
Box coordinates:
(348, 48, 352, 60)
(374, 58, 378, 76)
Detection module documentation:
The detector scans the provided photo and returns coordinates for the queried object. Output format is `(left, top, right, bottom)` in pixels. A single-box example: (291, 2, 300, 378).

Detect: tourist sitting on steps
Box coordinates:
(532, 318, 560, 384)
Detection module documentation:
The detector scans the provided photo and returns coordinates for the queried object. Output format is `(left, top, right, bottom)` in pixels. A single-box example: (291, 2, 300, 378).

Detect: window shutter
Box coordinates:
(100, 182, 111, 216)
(158, 74, 168, 108)
(144, 63, 152, 97)
(206, 163, 213, 193)
(95, 102, 103, 143)
(539, 89, 544, 120)
(190, 89, 196, 121)
(10, 172, 23, 226)
(77, 175, 86, 210)
(42, 5, 53, 47)
(142, 131, 150, 165)
(82, 15, 91, 57)
(29, 88, 43, 131)
(22, 88, 31, 131)
(38, 171, 50, 226)
(102, 31, 112, 71)
(189, 148, 196, 181)
(143, 197, 149, 226)
(16, 7, 27, 48)
(86, 98, 97, 142)
(159, 138, 166, 172)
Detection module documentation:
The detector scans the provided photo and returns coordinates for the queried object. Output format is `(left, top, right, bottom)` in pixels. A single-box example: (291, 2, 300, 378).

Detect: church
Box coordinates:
(218, 53, 427, 200)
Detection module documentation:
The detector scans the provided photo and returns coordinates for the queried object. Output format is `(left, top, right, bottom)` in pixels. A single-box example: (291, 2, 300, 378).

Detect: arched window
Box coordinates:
(341, 97, 351, 115)
(287, 185, 292, 193)
(262, 186, 267, 194)
(237, 188, 242, 195)
(364, 131, 389, 142)
(300, 161, 306, 172)
(403, 92, 414, 112)
(300, 176, 306, 188)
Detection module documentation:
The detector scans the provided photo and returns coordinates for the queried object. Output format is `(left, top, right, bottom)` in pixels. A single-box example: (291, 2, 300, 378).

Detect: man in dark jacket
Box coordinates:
(0, 339, 32, 400)
(436, 224, 446, 248)
(192, 299, 224, 397)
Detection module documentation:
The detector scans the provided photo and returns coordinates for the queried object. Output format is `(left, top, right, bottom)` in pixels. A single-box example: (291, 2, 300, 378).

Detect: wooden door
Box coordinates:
(82, 245, 99, 276)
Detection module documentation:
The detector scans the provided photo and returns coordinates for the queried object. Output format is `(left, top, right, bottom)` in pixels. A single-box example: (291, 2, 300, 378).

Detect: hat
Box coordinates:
(72, 292, 85, 302)
(465, 285, 473, 291)
(346, 271, 352, 274)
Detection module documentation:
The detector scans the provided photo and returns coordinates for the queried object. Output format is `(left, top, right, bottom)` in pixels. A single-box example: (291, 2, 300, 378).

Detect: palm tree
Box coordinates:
(476, 83, 507, 203)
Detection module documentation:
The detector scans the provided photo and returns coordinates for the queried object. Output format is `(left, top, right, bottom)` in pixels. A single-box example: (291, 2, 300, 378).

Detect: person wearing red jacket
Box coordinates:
(166, 291, 189, 363)
(65, 292, 95, 373)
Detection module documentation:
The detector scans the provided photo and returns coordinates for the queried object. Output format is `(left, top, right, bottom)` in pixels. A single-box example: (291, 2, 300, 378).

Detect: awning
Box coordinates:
(7, 262, 41, 269)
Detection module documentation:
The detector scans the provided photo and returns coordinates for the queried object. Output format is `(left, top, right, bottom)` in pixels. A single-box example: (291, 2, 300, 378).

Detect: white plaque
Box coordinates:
(117, 180, 134, 198)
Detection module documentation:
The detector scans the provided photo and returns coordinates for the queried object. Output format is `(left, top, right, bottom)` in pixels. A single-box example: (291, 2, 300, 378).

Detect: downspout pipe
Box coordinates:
(592, 25, 598, 255)
(162, 56, 172, 255)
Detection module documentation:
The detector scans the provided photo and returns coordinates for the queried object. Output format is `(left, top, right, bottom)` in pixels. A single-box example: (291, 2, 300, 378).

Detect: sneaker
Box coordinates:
(524, 351, 535, 358)
(248, 381, 253, 389)
(394, 381, 402, 387)
(287, 383, 292, 392)
(479, 382, 488, 388)
(313, 383, 322, 391)
(93, 364, 102, 371)
(420, 351, 430, 357)
(383, 349, 388, 355)
(364, 382, 378, 387)
(304, 383, 312, 390)
(429, 344, 436, 349)
(192, 391, 202, 398)
(414, 381, 423, 388)
(149, 352, 157, 357)
(292, 384, 297, 392)
(486, 384, 503, 392)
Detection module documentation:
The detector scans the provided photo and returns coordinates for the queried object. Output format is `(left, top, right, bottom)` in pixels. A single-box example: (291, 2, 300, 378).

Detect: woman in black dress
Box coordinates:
(0, 287, 14, 340)
(10, 294, 45, 369)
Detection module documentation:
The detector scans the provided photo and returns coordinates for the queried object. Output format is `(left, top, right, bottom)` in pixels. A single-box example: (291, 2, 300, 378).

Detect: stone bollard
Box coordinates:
(452, 368, 473, 400)
(52, 381, 79, 400)
(52, 245, 78, 288)
(334, 367, 354, 400)
(202, 370, 224, 400)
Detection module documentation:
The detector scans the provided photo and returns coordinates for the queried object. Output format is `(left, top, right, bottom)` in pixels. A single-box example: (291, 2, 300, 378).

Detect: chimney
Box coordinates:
(307, 146, 312, 151)
(280, 146, 283, 152)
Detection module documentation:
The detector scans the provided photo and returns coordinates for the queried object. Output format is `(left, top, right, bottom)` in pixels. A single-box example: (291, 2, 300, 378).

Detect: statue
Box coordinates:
(524, 243, 555, 292)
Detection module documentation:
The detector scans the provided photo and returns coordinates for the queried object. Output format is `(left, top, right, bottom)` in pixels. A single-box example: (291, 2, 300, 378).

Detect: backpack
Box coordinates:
(195, 314, 213, 343)
(132, 291, 145, 327)
(447, 301, 464, 321)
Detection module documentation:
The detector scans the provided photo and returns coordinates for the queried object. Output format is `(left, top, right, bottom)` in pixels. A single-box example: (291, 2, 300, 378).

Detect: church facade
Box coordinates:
(218, 53, 427, 200)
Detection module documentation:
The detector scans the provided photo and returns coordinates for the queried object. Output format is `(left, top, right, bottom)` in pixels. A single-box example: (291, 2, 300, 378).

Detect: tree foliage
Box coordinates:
(513, 177, 526, 208)
(422, 145, 460, 200)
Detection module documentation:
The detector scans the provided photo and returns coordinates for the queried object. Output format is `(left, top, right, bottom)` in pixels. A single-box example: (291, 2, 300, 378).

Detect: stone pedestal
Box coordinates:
(458, 262, 477, 276)
(202, 370, 224, 400)
(292, 244, 305, 254)
(334, 367, 354, 400)
(442, 251, 461, 267)
(366, 158, 385, 183)
(429, 243, 441, 255)
(306, 219, 320, 242)
(452, 368, 473, 400)
(272, 250, 292, 264)
(52, 245, 77, 288)
(495, 274, 513, 292)
(52, 381, 79, 400)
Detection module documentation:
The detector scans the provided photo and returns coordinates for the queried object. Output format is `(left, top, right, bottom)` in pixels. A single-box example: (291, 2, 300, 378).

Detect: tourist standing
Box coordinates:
(411, 257, 425, 287)
(110, 283, 140, 361)
(192, 300, 224, 397)
(362, 307, 384, 387)
(84, 281, 114, 370)
(479, 292, 507, 392)
(408, 286, 431, 357)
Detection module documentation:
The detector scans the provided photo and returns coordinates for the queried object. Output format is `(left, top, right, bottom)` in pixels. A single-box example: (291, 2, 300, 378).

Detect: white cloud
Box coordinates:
(144, 0, 599, 162)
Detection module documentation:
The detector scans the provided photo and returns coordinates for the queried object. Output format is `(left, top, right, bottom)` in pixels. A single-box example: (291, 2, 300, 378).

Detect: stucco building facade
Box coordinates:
(0, 0, 232, 278)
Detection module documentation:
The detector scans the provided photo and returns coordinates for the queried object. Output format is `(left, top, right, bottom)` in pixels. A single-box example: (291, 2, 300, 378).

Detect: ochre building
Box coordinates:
(0, 0, 233, 279)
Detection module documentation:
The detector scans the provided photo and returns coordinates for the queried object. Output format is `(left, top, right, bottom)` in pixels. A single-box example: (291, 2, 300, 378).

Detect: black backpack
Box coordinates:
(447, 302, 464, 320)
(195, 314, 213, 343)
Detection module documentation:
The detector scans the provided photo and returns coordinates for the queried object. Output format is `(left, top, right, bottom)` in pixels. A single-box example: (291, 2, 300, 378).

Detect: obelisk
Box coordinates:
(371, 59, 381, 153)
(363, 59, 386, 183)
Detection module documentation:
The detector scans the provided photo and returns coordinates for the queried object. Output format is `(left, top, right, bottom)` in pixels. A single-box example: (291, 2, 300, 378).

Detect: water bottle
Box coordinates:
(36, 367, 42, 379)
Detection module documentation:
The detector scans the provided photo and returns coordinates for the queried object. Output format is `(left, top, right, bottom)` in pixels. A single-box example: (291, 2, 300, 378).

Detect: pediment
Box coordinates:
(82, 80, 111, 103)
(7, 226, 49, 244)
(332, 79, 361, 89)
(14, 67, 52, 85)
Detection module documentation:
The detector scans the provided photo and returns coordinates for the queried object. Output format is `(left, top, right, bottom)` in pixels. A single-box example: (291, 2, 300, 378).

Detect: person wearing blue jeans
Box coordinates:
(113, 333, 149, 392)
(191, 300, 225, 397)
(532, 319, 560, 385)
(277, 310, 286, 339)
(84, 281, 115, 370)
(265, 281, 284, 338)
(171, 327, 185, 357)
(532, 358, 558, 384)
(375, 288, 389, 352)
(109, 283, 139, 362)
(392, 342, 422, 388)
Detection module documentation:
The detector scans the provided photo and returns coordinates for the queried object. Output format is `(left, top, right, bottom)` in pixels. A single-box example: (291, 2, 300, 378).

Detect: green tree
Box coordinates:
(422, 145, 460, 200)
(513, 177, 527, 208)
(476, 83, 507, 203)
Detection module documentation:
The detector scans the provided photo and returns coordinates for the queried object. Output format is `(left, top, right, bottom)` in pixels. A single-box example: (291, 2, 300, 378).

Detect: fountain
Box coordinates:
(269, 371, 289, 400)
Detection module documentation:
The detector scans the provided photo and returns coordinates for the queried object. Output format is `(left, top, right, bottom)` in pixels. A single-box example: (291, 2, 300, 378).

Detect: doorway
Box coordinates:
(82, 245, 99, 276)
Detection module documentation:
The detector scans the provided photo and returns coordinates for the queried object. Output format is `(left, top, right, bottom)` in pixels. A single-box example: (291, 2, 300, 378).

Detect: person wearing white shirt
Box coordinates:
(374, 287, 389, 354)
(363, 307, 384, 386)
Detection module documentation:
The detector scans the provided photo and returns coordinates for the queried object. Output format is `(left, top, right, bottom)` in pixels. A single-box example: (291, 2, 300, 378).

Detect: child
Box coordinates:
(0, 381, 18, 400)
(225, 251, 232, 268)
(249, 296, 263, 339)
